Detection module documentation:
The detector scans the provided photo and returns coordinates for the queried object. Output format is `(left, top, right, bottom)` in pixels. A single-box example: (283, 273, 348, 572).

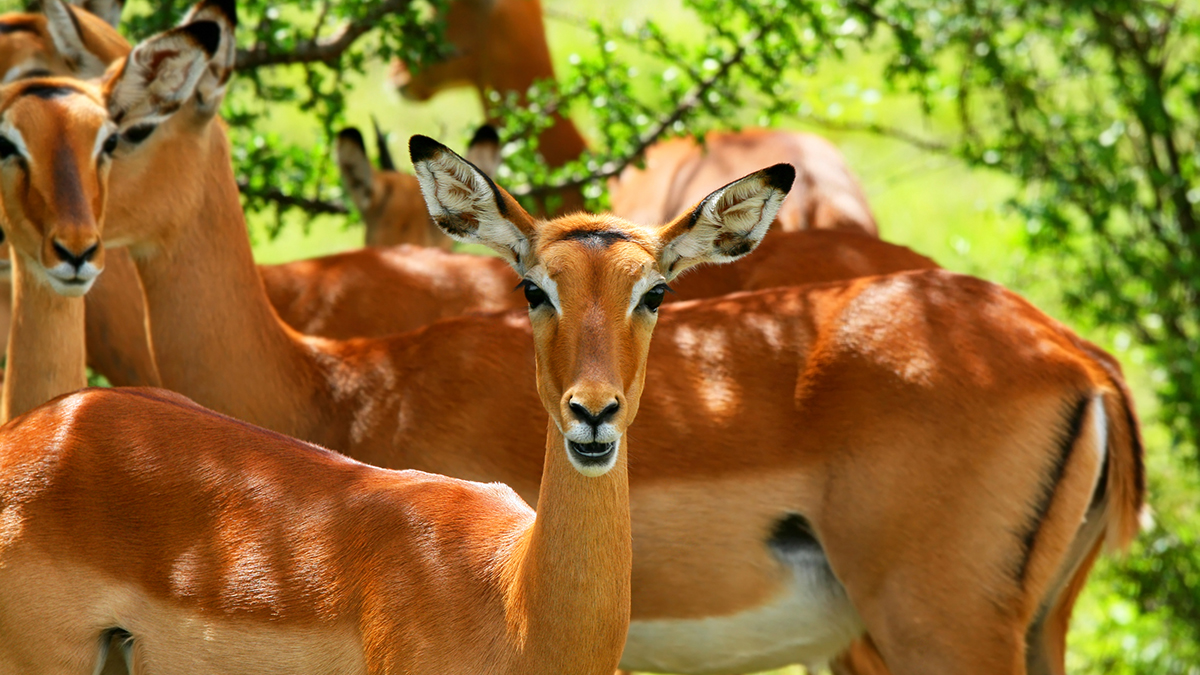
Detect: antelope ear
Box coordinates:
(75, 0, 124, 27)
(43, 0, 110, 77)
(464, 124, 501, 178)
(179, 0, 237, 118)
(410, 134, 537, 273)
(656, 163, 794, 280)
(104, 21, 220, 130)
(336, 128, 374, 215)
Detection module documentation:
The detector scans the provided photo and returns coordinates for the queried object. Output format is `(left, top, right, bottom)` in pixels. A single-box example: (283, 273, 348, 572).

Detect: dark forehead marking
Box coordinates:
(556, 229, 632, 248)
(0, 20, 39, 35)
(19, 83, 85, 100)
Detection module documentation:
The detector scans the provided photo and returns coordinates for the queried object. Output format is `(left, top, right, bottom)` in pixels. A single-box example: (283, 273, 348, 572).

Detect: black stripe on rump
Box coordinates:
(1015, 395, 1090, 585)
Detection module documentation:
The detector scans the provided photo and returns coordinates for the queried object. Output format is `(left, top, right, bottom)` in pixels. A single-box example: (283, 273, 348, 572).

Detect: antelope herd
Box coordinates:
(0, 0, 1144, 674)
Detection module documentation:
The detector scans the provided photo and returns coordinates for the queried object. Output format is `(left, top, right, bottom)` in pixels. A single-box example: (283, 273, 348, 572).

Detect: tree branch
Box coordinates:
(794, 114, 951, 154)
(237, 181, 348, 216)
(514, 25, 764, 198)
(236, 0, 413, 71)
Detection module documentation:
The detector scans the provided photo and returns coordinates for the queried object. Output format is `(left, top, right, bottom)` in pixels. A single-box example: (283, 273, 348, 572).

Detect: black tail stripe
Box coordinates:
(1016, 395, 1090, 585)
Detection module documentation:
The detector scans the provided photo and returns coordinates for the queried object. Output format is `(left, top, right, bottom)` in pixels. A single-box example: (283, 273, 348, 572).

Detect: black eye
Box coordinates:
(521, 280, 549, 310)
(640, 283, 670, 313)
(122, 124, 157, 145)
(102, 133, 118, 156)
(0, 136, 18, 161)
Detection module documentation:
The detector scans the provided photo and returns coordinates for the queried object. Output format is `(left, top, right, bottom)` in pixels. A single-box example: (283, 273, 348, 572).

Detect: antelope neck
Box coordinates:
(1, 251, 87, 421)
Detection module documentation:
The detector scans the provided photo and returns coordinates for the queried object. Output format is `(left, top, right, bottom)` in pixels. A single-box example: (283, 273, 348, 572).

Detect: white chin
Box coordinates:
(46, 276, 95, 297)
(565, 437, 620, 477)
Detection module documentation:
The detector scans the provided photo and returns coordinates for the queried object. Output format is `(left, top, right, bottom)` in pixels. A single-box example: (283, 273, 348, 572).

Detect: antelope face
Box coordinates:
(0, 78, 115, 296)
(410, 134, 794, 478)
(522, 219, 667, 475)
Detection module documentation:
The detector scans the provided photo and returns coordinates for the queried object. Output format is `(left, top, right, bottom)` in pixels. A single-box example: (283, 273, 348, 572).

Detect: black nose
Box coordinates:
(52, 241, 99, 269)
(569, 399, 620, 428)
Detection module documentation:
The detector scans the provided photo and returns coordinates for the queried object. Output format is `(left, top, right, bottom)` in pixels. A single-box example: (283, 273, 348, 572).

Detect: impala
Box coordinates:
(0, 75, 113, 421)
(335, 119, 451, 249)
(0, 130, 790, 672)
(0, 0, 160, 389)
(390, 0, 877, 234)
(34, 5, 1140, 672)
(335, 120, 503, 249)
(10, 0, 905, 391)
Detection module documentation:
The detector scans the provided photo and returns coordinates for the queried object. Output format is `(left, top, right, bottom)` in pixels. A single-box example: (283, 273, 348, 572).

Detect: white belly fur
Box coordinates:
(620, 559, 863, 674)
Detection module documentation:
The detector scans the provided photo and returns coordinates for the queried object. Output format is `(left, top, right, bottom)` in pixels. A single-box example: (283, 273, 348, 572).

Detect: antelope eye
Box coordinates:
(521, 280, 549, 310)
(122, 124, 157, 145)
(640, 283, 670, 313)
(0, 136, 19, 161)
(101, 133, 118, 156)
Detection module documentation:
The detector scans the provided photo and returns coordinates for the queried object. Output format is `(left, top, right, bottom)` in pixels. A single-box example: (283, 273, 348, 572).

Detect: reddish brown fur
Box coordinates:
(391, 0, 587, 213)
(0, 6, 125, 82)
(11, 9, 1145, 673)
(610, 130, 879, 236)
(0, 78, 111, 421)
(88, 71, 1144, 671)
(363, 170, 452, 249)
(387, 0, 876, 233)
(0, 2, 151, 387)
(0, 382, 628, 673)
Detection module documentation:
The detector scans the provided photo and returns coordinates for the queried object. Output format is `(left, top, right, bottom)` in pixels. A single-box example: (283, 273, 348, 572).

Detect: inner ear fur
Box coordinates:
(43, 0, 111, 77)
(657, 162, 795, 280)
(179, 0, 237, 117)
(409, 134, 537, 272)
(76, 0, 123, 28)
(104, 21, 220, 128)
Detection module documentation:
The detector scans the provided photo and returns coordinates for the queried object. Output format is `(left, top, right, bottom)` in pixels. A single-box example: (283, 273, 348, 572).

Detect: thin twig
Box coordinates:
(794, 114, 951, 153)
(237, 181, 348, 215)
(236, 0, 413, 71)
(514, 25, 765, 198)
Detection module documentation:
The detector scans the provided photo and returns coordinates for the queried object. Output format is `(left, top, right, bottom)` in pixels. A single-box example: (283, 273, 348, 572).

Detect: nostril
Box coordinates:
(52, 240, 94, 269)
(569, 400, 592, 424)
(569, 399, 621, 427)
(596, 401, 620, 424)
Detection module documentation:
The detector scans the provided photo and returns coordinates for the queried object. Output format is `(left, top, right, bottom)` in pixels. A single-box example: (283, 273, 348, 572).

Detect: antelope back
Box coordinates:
(392, 0, 553, 102)
(610, 129, 879, 237)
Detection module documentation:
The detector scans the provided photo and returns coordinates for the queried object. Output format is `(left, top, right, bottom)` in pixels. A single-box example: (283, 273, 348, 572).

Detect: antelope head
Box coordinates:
(410, 134, 794, 476)
(0, 76, 116, 295)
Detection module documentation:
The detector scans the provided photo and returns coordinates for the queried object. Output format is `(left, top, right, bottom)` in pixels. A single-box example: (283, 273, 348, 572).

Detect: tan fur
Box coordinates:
(392, 0, 589, 213)
(11, 8, 1146, 672)
(363, 171, 453, 249)
(387, 0, 876, 233)
(0, 78, 111, 421)
(610, 130, 879, 236)
(0, 5, 125, 83)
(0, 1, 152, 388)
(87, 58, 1145, 671)
(0, 383, 628, 674)
(0, 85, 787, 674)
